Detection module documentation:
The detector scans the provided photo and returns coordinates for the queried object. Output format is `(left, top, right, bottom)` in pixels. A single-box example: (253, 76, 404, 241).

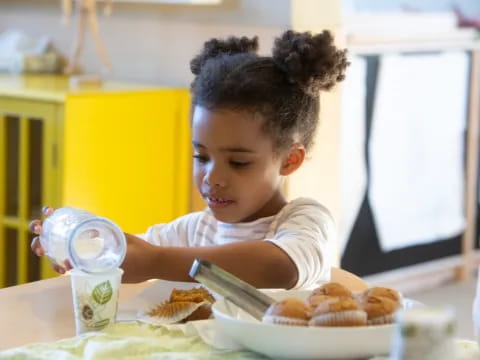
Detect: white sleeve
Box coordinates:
(137, 212, 203, 247)
(266, 198, 335, 289)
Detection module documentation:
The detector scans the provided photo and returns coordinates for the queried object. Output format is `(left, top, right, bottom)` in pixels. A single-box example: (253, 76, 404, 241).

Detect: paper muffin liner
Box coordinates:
(262, 314, 309, 326)
(309, 309, 367, 327)
(367, 313, 395, 325)
(138, 300, 212, 325)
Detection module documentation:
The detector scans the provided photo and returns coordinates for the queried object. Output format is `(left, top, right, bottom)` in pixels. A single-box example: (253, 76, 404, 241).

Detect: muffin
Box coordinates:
(170, 287, 215, 322)
(309, 282, 354, 299)
(362, 295, 400, 325)
(262, 298, 311, 326)
(169, 287, 216, 304)
(361, 286, 401, 304)
(309, 297, 367, 327)
(145, 287, 216, 324)
(307, 294, 333, 308)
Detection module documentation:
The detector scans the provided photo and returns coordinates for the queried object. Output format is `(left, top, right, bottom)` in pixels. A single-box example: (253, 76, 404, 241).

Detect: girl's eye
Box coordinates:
(193, 154, 208, 163)
(230, 161, 251, 168)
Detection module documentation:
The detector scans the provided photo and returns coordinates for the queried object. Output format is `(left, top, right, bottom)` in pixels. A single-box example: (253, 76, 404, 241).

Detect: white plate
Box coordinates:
(212, 289, 421, 360)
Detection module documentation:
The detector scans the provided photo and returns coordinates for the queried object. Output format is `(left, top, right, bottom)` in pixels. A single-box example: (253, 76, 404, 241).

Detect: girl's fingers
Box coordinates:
(33, 206, 67, 274)
(29, 205, 55, 235)
(52, 264, 66, 274)
(29, 220, 42, 234)
(64, 259, 73, 270)
(30, 236, 45, 256)
(42, 206, 55, 216)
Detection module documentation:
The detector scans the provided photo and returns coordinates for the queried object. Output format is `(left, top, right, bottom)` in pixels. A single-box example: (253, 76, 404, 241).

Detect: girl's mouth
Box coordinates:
(206, 196, 234, 208)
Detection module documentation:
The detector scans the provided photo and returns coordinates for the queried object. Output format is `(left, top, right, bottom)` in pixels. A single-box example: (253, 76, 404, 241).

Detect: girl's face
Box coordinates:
(192, 106, 287, 223)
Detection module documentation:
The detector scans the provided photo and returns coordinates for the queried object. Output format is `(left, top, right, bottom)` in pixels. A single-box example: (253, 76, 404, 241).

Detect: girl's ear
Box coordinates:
(280, 146, 305, 175)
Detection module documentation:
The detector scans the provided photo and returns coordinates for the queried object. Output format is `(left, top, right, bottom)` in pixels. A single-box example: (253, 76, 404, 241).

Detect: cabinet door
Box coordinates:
(63, 90, 191, 234)
(0, 98, 60, 287)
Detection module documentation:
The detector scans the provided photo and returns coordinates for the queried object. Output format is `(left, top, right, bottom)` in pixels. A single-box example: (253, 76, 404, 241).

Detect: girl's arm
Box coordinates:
(121, 233, 298, 289)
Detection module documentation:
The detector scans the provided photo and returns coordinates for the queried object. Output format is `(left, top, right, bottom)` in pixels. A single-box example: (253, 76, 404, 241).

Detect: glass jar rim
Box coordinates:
(67, 216, 126, 273)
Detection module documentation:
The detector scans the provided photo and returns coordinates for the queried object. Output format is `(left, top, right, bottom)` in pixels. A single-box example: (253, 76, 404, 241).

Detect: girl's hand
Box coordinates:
(121, 233, 159, 283)
(29, 206, 72, 274)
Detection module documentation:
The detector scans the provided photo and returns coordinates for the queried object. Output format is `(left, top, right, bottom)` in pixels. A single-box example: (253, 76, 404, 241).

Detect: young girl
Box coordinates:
(31, 29, 349, 290)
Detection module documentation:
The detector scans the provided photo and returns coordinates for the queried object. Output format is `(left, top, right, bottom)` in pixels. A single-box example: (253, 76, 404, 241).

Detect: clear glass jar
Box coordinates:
(391, 306, 456, 360)
(39, 207, 126, 274)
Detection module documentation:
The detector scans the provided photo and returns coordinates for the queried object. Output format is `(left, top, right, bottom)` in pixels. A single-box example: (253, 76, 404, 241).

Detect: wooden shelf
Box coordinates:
(108, 0, 222, 4)
(348, 39, 480, 55)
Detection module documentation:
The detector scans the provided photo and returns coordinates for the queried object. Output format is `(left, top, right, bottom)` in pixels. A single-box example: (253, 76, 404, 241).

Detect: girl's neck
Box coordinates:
(240, 191, 287, 223)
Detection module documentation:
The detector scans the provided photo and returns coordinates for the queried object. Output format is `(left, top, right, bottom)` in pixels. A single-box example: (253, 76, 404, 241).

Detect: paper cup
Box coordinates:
(70, 268, 123, 334)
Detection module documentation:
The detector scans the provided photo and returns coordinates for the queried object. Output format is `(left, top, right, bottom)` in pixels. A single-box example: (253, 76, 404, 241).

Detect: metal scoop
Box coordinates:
(189, 258, 275, 320)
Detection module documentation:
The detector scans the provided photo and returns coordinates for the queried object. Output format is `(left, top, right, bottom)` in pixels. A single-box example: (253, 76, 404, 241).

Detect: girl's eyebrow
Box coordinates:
(221, 147, 255, 153)
(192, 141, 255, 153)
(192, 141, 205, 148)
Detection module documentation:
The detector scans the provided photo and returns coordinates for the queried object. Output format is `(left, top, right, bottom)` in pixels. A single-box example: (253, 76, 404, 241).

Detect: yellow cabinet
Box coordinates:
(0, 75, 192, 287)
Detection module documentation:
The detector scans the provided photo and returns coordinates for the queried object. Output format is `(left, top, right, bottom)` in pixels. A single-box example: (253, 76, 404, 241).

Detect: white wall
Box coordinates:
(0, 0, 290, 85)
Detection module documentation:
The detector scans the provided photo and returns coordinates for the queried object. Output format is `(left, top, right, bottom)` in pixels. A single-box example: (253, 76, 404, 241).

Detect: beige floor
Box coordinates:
(405, 277, 478, 340)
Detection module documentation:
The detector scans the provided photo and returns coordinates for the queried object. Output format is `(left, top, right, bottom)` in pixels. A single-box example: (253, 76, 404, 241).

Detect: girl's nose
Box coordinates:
(205, 166, 227, 188)
(205, 176, 226, 188)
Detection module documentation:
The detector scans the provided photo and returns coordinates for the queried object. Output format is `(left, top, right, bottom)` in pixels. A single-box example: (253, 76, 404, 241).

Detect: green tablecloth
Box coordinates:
(0, 322, 267, 360)
(3, 321, 479, 360)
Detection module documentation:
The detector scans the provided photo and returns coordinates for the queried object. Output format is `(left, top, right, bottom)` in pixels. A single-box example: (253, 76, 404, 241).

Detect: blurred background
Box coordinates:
(1, 0, 480, 337)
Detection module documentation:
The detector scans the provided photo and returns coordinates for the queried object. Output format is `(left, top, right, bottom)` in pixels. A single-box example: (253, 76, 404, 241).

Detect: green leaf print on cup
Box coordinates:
(92, 280, 113, 305)
(82, 304, 94, 320)
(93, 318, 110, 329)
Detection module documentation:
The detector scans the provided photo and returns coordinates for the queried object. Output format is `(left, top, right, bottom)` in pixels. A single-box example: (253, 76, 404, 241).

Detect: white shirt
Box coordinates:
(142, 197, 335, 289)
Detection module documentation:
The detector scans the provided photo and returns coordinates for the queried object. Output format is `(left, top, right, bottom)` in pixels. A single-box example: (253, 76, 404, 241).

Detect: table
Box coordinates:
(0, 267, 368, 350)
(1, 277, 479, 360)
(0, 275, 151, 350)
(0, 276, 266, 360)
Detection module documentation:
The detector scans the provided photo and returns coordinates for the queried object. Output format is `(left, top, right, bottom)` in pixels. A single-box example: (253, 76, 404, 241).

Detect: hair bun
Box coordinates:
(272, 30, 349, 91)
(190, 36, 259, 75)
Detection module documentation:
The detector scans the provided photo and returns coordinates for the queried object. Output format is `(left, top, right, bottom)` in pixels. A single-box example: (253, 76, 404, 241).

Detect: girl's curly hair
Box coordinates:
(190, 30, 349, 152)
